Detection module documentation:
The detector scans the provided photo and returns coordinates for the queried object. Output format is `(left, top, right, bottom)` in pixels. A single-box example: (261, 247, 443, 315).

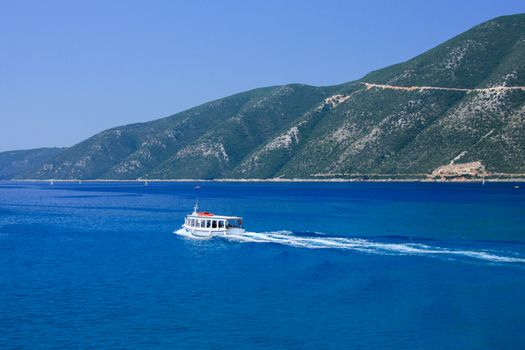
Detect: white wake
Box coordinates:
(219, 231, 525, 264)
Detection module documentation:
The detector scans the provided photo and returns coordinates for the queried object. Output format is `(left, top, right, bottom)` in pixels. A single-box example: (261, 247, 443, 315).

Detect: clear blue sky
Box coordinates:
(1, 0, 524, 152)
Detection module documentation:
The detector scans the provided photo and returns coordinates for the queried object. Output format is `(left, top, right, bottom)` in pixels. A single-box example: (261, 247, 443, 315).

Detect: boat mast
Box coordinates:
(193, 199, 199, 214)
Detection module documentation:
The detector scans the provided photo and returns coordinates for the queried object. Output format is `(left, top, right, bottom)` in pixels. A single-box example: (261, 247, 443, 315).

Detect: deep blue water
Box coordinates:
(1, 181, 525, 349)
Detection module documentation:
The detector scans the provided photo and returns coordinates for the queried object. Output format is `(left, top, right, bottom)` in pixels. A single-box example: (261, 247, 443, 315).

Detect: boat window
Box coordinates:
(206, 220, 211, 228)
(229, 219, 241, 228)
(196, 220, 200, 228)
(227, 219, 240, 228)
(212, 220, 217, 228)
(190, 218, 195, 227)
(218, 220, 224, 228)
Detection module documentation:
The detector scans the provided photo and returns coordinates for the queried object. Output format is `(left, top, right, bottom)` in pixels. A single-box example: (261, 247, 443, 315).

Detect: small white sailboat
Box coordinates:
(175, 202, 245, 239)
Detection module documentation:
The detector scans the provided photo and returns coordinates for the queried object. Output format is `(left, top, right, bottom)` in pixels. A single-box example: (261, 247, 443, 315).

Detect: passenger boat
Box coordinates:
(175, 203, 245, 239)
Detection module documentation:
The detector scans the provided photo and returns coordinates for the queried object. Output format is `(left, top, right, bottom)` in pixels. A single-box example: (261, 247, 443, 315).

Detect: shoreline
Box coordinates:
(5, 177, 525, 183)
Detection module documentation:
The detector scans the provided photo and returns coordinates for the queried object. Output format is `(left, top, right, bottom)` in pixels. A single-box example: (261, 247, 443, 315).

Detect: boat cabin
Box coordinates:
(184, 212, 243, 231)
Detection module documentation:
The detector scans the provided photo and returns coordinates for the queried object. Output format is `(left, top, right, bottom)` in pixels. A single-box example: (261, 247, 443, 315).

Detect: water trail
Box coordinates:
(220, 231, 525, 264)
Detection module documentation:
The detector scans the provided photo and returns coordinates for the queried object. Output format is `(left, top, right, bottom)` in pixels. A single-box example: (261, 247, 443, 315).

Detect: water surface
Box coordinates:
(1, 182, 524, 349)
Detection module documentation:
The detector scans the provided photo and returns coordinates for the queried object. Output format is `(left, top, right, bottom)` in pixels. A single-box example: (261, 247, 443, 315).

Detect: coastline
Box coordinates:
(7, 177, 525, 183)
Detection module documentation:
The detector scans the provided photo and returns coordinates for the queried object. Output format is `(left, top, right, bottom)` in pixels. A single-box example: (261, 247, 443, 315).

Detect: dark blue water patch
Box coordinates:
(4, 203, 183, 214)
(0, 223, 58, 235)
(54, 194, 143, 198)
(1, 182, 525, 349)
(0, 207, 19, 216)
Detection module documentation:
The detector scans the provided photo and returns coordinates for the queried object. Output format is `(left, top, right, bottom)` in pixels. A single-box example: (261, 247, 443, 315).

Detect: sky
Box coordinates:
(1, 0, 524, 152)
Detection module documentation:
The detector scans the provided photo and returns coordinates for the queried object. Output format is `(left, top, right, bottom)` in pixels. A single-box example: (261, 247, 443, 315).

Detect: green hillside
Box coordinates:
(6, 14, 525, 180)
(0, 148, 65, 180)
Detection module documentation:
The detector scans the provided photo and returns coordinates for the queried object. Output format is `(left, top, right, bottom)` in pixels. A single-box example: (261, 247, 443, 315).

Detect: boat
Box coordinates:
(175, 203, 245, 239)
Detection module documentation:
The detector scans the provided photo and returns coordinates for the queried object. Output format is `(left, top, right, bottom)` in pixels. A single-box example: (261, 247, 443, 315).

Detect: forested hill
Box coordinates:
(3, 14, 525, 180)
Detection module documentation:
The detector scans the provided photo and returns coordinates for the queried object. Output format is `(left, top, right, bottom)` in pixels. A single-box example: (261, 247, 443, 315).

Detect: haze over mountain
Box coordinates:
(1, 14, 525, 180)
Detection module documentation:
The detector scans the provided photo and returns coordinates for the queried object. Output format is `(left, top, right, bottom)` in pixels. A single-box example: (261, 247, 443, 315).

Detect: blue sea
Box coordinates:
(1, 181, 525, 349)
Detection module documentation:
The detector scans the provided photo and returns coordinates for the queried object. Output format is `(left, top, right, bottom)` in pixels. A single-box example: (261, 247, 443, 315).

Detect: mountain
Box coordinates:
(0, 148, 65, 180)
(5, 14, 525, 180)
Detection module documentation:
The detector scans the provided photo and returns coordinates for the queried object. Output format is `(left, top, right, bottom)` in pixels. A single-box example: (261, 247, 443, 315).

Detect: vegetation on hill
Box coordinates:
(4, 14, 525, 180)
(0, 148, 64, 180)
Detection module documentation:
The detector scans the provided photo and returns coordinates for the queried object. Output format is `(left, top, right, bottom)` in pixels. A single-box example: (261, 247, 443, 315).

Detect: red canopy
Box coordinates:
(198, 212, 214, 217)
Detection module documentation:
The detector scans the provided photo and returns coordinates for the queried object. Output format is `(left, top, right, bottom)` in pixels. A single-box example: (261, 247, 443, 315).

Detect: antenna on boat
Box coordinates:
(193, 199, 199, 214)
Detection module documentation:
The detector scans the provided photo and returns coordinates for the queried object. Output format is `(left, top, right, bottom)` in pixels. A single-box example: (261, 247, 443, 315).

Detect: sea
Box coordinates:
(1, 181, 524, 349)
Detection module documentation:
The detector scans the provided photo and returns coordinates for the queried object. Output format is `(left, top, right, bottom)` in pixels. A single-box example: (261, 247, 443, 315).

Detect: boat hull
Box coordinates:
(175, 227, 245, 239)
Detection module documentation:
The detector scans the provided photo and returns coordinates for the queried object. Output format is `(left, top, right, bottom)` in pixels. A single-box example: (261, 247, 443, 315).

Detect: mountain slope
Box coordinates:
(8, 14, 525, 180)
(0, 148, 65, 180)
(27, 85, 335, 179)
(233, 14, 525, 178)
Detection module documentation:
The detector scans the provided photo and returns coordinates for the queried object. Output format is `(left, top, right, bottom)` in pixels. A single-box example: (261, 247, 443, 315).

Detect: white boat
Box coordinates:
(175, 203, 245, 239)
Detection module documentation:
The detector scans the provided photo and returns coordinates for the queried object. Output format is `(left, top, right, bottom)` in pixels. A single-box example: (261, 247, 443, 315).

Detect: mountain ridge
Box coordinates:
(2, 14, 525, 180)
